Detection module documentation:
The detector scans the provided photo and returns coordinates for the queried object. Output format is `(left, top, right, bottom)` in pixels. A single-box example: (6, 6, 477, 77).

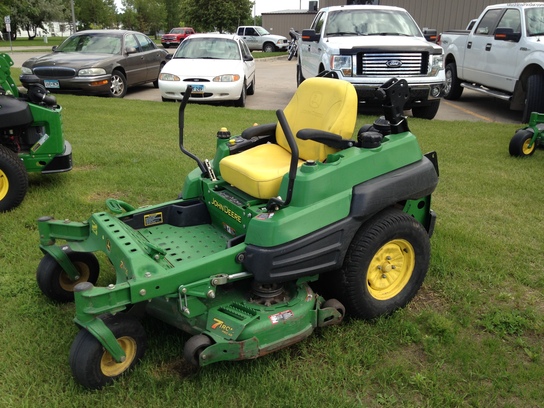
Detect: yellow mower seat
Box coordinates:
(219, 77, 357, 199)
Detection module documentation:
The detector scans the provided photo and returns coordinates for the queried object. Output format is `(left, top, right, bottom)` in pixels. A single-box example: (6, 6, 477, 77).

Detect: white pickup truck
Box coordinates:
(440, 3, 544, 122)
(236, 26, 289, 52)
(297, 5, 445, 119)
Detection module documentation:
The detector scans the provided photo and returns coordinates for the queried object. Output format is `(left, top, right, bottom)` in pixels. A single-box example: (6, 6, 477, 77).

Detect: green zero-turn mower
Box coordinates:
(509, 111, 544, 157)
(36, 74, 439, 389)
(0, 53, 72, 212)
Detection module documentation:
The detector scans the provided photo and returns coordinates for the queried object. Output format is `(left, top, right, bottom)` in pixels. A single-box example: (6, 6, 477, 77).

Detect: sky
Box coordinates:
(114, 1, 311, 16)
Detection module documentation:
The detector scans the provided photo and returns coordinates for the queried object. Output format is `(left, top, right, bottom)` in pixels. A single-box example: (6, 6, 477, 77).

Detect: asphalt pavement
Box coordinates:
(1, 47, 522, 123)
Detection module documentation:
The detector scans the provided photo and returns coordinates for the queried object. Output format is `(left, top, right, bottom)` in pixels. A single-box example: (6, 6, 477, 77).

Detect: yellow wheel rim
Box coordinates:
(0, 169, 8, 201)
(367, 239, 415, 301)
(100, 336, 137, 377)
(59, 261, 91, 292)
(522, 138, 535, 155)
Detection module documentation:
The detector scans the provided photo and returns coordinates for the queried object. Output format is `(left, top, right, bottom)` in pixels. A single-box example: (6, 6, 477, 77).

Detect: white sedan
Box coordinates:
(159, 34, 256, 107)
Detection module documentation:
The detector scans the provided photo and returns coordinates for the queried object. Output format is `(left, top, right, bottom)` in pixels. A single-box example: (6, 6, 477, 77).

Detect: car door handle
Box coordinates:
(485, 43, 492, 51)
(467, 41, 472, 49)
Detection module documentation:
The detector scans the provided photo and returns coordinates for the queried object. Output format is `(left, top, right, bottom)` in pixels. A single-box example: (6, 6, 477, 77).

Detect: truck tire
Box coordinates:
(0, 145, 28, 212)
(296, 63, 305, 87)
(263, 43, 276, 53)
(444, 62, 463, 100)
(412, 100, 440, 120)
(522, 74, 544, 123)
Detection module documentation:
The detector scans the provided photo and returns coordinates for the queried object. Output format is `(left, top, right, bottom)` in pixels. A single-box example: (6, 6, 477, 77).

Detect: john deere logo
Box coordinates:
(386, 60, 403, 68)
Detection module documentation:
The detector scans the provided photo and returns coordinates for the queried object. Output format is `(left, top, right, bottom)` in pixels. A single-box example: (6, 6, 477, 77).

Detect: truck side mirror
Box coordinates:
(301, 29, 320, 42)
(494, 28, 521, 42)
(423, 28, 437, 42)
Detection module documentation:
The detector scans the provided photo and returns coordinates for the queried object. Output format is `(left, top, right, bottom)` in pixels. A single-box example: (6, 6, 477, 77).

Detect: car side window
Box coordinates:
(496, 9, 521, 33)
(125, 34, 140, 52)
(240, 40, 252, 60)
(135, 33, 155, 51)
(312, 12, 326, 34)
(246, 28, 257, 36)
(237, 27, 244, 35)
(475, 9, 502, 35)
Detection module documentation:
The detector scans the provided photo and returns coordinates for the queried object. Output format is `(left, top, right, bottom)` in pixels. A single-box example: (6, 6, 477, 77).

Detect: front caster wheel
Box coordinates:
(36, 249, 99, 302)
(184, 334, 213, 366)
(69, 314, 147, 390)
(509, 129, 536, 157)
(336, 209, 430, 320)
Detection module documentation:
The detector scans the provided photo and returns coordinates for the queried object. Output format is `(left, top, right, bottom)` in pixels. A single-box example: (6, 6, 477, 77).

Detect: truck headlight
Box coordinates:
(429, 54, 444, 76)
(330, 55, 352, 77)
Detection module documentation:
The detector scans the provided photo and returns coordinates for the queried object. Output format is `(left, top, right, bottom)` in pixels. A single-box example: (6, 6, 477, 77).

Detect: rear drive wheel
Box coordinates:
(335, 209, 430, 320)
(36, 249, 99, 302)
(0, 145, 28, 212)
(509, 129, 536, 157)
(69, 314, 146, 389)
(411, 100, 440, 120)
(184, 334, 213, 366)
(109, 70, 127, 98)
(444, 62, 463, 100)
(522, 74, 544, 123)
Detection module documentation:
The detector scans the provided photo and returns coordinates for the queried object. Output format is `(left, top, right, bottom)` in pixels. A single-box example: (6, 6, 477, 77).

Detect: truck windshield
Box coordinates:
(325, 9, 422, 37)
(525, 7, 544, 36)
(254, 27, 270, 36)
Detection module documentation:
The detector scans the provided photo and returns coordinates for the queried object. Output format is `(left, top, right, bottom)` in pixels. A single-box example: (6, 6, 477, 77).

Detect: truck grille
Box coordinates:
(357, 53, 428, 76)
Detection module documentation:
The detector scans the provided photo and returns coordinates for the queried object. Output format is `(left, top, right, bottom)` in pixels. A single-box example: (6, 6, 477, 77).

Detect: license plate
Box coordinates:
(44, 79, 59, 89)
(190, 84, 204, 94)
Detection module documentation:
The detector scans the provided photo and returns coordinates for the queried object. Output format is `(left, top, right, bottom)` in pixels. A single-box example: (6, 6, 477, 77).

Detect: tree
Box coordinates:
(121, 0, 166, 36)
(9, 0, 67, 39)
(164, 0, 181, 31)
(180, 0, 252, 33)
(76, 0, 117, 30)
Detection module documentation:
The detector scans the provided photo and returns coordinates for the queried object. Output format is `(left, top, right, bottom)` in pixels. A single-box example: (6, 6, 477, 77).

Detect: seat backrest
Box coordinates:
(275, 77, 357, 162)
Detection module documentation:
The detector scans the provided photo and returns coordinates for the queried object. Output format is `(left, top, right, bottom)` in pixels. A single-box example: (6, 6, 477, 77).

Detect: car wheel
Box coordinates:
(444, 62, 463, 100)
(247, 76, 255, 95)
(411, 100, 440, 120)
(109, 70, 127, 98)
(235, 80, 246, 107)
(153, 63, 165, 88)
(522, 74, 544, 123)
(263, 43, 276, 53)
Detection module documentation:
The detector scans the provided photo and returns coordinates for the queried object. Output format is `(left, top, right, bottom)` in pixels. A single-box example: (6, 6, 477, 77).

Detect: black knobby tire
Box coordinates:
(522, 74, 544, 123)
(411, 100, 440, 120)
(335, 209, 430, 320)
(109, 70, 127, 98)
(36, 249, 100, 302)
(235, 80, 247, 107)
(183, 334, 213, 366)
(444, 62, 463, 100)
(509, 129, 536, 157)
(69, 314, 147, 389)
(0, 145, 28, 212)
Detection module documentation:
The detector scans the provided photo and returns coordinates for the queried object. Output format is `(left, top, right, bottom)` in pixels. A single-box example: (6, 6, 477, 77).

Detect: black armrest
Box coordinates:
(297, 128, 355, 149)
(241, 122, 277, 140)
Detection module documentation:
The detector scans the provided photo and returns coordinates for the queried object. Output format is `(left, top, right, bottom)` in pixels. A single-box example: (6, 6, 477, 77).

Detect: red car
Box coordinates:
(161, 27, 195, 48)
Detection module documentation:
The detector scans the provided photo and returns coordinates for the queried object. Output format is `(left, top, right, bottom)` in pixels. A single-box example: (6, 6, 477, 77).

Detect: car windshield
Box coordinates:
(325, 9, 422, 37)
(525, 7, 544, 36)
(173, 38, 241, 60)
(56, 33, 122, 54)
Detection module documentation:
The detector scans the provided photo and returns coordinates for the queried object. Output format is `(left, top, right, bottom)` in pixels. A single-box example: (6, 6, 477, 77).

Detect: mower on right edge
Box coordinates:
(509, 112, 544, 157)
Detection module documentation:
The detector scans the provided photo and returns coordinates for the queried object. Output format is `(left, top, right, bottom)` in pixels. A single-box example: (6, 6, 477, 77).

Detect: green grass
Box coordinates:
(1, 92, 543, 407)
